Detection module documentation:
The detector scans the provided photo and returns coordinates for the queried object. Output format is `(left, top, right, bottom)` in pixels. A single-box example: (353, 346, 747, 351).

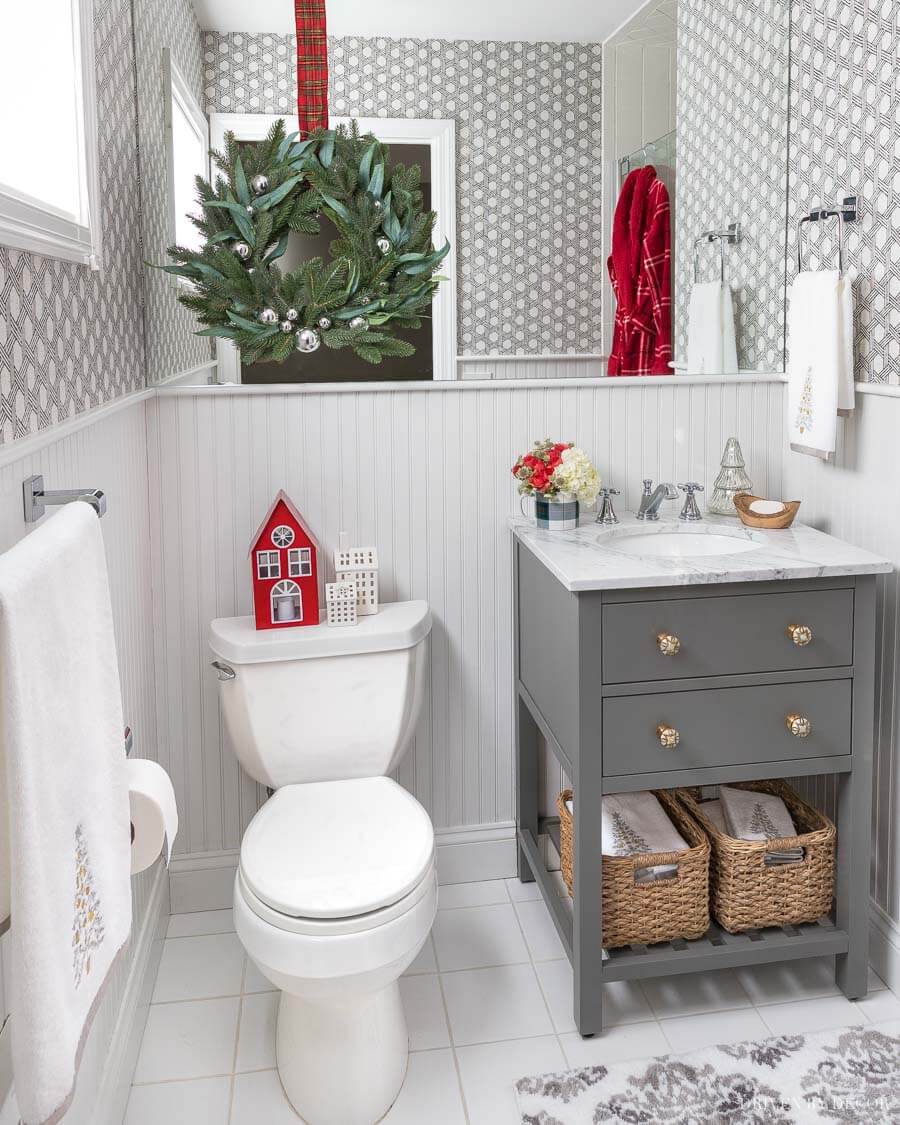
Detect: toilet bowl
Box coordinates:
(209, 602, 435, 1124)
(234, 780, 436, 1124)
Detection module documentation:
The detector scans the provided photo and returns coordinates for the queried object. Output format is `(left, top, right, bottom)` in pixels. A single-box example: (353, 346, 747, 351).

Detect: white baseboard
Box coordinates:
(869, 900, 900, 994)
(93, 861, 169, 1125)
(169, 822, 519, 913)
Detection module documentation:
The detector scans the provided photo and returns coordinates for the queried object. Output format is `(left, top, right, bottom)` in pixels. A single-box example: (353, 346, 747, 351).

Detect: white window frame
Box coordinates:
(271, 525, 295, 548)
(208, 113, 458, 384)
(271, 580, 303, 624)
(256, 550, 281, 579)
(0, 0, 102, 268)
(164, 50, 209, 285)
(288, 547, 312, 578)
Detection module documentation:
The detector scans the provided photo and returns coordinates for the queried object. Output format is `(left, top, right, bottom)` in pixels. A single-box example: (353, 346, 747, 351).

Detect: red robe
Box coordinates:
(607, 166, 672, 376)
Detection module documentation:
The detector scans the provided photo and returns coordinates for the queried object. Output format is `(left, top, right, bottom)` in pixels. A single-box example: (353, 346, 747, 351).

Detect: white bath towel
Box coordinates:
(687, 281, 738, 375)
(0, 505, 131, 1125)
(788, 269, 855, 460)
(566, 792, 689, 883)
(718, 787, 803, 866)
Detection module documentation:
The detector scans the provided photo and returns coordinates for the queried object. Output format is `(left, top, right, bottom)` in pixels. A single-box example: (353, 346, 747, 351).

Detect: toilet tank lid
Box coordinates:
(209, 599, 431, 664)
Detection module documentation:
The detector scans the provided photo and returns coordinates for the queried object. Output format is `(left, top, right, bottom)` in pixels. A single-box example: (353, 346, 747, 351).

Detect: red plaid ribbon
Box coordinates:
(295, 0, 329, 137)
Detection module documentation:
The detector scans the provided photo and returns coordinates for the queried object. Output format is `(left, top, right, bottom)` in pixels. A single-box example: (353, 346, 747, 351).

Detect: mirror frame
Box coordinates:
(208, 113, 458, 384)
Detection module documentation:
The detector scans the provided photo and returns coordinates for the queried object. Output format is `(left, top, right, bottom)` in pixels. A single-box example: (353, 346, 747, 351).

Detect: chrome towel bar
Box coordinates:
(23, 474, 107, 523)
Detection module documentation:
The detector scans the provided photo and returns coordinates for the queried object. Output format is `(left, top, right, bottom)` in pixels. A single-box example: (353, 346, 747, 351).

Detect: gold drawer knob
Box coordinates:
(657, 724, 680, 749)
(787, 623, 813, 647)
(657, 632, 681, 656)
(786, 713, 812, 738)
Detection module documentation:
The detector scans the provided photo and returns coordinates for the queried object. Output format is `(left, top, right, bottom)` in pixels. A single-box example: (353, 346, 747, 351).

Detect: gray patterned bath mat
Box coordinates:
(515, 1024, 900, 1123)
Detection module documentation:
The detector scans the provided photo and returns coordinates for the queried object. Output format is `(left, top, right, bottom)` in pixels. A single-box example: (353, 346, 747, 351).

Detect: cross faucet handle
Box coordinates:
(677, 483, 705, 522)
(596, 487, 621, 525)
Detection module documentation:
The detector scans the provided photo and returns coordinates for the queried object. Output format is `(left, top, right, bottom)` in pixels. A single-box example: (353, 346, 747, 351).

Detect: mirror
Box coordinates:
(135, 0, 792, 386)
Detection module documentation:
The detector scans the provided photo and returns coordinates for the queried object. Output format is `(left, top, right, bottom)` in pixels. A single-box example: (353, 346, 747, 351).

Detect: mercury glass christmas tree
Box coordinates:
(708, 437, 752, 516)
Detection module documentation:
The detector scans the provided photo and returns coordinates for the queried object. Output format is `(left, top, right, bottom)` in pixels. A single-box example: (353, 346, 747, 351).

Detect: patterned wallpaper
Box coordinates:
(134, 0, 213, 382)
(674, 0, 791, 372)
(789, 0, 900, 385)
(0, 0, 145, 444)
(202, 34, 604, 355)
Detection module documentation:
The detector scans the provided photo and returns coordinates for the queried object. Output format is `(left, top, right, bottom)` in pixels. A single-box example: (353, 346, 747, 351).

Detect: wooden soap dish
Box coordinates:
(733, 493, 801, 529)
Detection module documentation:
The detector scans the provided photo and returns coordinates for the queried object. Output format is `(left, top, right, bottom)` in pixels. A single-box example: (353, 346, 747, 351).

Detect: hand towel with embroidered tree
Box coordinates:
(567, 791, 690, 883)
(718, 786, 804, 866)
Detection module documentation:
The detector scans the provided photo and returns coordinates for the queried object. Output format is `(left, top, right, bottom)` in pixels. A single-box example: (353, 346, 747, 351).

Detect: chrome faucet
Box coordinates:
(636, 479, 678, 521)
(595, 487, 621, 524)
(678, 482, 705, 521)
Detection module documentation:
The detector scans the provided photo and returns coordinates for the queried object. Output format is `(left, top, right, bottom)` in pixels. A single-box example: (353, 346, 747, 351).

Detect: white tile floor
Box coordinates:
(127, 882, 900, 1125)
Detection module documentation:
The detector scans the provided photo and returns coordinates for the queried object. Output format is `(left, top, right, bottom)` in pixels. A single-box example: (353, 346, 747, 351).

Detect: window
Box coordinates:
(256, 551, 280, 579)
(288, 548, 312, 578)
(0, 0, 101, 266)
(165, 50, 209, 259)
(271, 581, 303, 624)
(271, 525, 295, 548)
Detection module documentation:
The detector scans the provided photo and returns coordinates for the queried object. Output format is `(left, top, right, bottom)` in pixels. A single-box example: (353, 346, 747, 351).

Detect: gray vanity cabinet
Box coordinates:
(513, 539, 877, 1037)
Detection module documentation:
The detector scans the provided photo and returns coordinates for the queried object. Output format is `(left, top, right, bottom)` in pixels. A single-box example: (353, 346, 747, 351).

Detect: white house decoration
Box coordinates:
(334, 546, 379, 616)
(325, 581, 358, 627)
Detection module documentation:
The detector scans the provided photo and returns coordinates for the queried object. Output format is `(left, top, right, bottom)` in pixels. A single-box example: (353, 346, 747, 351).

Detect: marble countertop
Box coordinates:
(511, 513, 893, 592)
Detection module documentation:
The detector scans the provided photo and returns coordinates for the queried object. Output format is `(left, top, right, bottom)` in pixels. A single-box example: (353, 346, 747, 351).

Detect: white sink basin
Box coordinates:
(602, 528, 764, 559)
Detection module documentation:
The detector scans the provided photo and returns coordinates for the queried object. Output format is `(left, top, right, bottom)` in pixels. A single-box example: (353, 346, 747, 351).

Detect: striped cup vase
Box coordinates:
(520, 492, 579, 531)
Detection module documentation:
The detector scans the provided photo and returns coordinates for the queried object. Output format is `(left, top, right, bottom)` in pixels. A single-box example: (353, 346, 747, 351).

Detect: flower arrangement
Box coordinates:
(512, 440, 602, 505)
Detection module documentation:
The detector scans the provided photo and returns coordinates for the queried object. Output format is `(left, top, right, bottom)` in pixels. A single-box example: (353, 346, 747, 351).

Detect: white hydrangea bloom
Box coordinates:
(551, 447, 602, 504)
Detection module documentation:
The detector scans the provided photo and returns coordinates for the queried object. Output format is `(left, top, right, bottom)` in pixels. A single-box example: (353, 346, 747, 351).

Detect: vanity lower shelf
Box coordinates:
(520, 822, 848, 984)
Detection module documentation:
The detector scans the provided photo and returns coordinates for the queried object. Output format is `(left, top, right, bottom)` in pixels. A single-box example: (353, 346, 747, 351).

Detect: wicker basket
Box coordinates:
(557, 788, 710, 949)
(676, 780, 835, 933)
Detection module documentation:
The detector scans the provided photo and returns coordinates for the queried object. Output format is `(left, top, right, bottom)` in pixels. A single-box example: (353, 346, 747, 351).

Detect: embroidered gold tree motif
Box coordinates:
(795, 367, 814, 434)
(609, 811, 650, 856)
(749, 802, 781, 840)
(72, 824, 105, 988)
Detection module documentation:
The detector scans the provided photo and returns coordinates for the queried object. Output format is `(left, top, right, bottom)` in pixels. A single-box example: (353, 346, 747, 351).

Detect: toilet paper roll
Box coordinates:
(127, 759, 179, 875)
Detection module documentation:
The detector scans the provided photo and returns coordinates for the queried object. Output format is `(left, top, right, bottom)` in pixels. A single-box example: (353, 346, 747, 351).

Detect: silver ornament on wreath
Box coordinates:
(317, 316, 333, 331)
(250, 174, 269, 195)
(349, 316, 369, 331)
(245, 205, 255, 216)
(372, 199, 384, 212)
(376, 236, 392, 255)
(258, 308, 278, 325)
(233, 241, 252, 260)
(295, 328, 321, 353)
(280, 320, 294, 333)
(285, 308, 299, 322)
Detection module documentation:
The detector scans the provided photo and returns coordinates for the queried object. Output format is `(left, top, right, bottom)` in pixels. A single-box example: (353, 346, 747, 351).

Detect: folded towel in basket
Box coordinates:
(566, 791, 689, 883)
(716, 788, 804, 865)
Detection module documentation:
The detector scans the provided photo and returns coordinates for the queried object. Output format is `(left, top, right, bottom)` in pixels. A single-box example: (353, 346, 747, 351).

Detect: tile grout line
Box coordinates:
(507, 893, 567, 1065)
(431, 936, 472, 1125)
(226, 954, 250, 1124)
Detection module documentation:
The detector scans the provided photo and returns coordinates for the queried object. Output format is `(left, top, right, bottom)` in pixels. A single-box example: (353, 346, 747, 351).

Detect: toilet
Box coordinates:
(209, 601, 435, 1125)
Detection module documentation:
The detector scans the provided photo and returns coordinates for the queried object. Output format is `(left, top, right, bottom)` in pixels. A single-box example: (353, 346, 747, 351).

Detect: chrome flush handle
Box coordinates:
(211, 661, 236, 681)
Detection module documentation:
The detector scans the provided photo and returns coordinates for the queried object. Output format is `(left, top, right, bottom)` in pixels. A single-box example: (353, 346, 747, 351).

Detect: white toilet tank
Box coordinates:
(209, 601, 431, 788)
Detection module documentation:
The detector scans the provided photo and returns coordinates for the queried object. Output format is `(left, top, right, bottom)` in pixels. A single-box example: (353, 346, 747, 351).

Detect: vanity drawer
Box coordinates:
(602, 679, 851, 777)
(602, 588, 854, 683)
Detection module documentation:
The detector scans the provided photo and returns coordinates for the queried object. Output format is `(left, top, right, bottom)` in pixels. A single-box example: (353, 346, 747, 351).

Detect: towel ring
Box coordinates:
(693, 223, 741, 284)
(797, 210, 845, 273)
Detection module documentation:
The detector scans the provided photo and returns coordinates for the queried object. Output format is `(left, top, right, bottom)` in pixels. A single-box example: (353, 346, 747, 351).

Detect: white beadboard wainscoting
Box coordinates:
(0, 395, 167, 1125)
(457, 355, 605, 380)
(783, 390, 900, 989)
(148, 374, 787, 877)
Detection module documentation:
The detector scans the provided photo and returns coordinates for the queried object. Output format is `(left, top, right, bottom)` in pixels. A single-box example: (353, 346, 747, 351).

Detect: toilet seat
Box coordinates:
(239, 776, 434, 921)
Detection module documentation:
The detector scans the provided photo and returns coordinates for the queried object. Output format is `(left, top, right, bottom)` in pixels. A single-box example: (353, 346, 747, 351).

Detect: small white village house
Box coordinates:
(334, 547, 379, 615)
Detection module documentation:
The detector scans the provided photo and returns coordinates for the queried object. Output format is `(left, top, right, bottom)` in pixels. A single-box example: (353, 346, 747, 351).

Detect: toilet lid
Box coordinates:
(239, 777, 435, 919)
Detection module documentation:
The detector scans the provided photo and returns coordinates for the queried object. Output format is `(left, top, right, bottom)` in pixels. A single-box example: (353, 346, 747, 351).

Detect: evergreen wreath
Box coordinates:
(160, 120, 450, 365)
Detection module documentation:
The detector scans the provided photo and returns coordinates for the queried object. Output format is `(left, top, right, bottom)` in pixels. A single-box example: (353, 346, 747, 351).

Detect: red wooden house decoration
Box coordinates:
(249, 491, 321, 630)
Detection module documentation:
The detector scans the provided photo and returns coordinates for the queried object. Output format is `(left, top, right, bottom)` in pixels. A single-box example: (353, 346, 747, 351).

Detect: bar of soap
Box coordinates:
(748, 499, 786, 515)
